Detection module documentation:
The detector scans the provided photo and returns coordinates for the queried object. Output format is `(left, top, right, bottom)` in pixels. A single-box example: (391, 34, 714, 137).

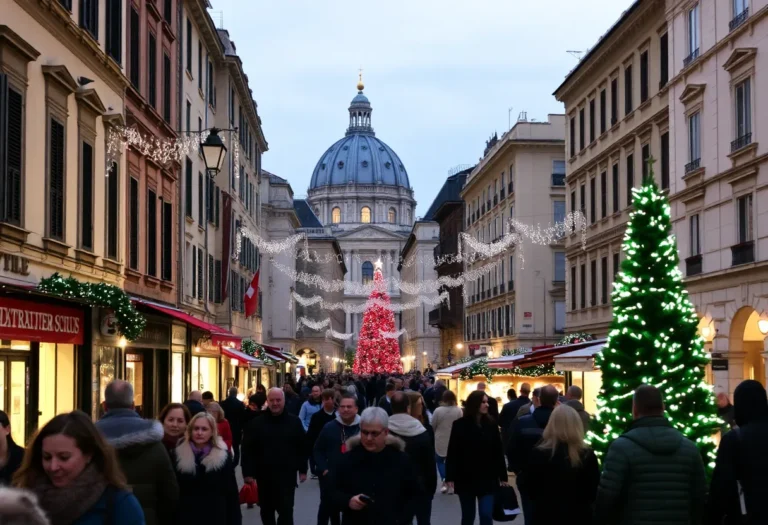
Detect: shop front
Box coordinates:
(220, 345, 263, 399)
(0, 294, 87, 444)
(553, 342, 605, 415)
(121, 317, 172, 419)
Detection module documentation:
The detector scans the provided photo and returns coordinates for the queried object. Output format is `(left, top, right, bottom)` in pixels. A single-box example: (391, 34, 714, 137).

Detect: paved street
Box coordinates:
(238, 468, 523, 524)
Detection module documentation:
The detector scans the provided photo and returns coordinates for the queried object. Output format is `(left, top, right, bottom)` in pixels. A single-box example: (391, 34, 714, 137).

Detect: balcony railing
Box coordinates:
(481, 204, 485, 215)
(493, 286, 498, 296)
(499, 283, 505, 293)
(731, 132, 752, 152)
(731, 241, 754, 266)
(729, 8, 749, 31)
(685, 254, 702, 276)
(683, 47, 700, 68)
(552, 173, 566, 186)
(481, 290, 486, 300)
(486, 200, 491, 210)
(685, 158, 701, 174)
(659, 78, 668, 90)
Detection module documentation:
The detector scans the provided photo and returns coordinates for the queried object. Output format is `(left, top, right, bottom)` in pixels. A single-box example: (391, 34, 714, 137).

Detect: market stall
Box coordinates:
(553, 340, 606, 414)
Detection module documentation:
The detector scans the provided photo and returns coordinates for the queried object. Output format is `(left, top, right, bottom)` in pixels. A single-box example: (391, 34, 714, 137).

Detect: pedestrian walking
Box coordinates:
(333, 407, 420, 525)
(498, 386, 523, 448)
(388, 392, 436, 525)
(242, 392, 267, 429)
(475, 383, 499, 422)
(563, 385, 591, 434)
(173, 412, 241, 525)
(284, 384, 303, 417)
(158, 402, 191, 455)
(242, 387, 307, 525)
(219, 386, 246, 466)
(300, 385, 323, 432)
(0, 409, 24, 485)
(524, 404, 599, 524)
(314, 392, 361, 525)
(406, 391, 433, 440)
(207, 402, 233, 452)
(431, 390, 462, 494)
(347, 384, 366, 415)
(307, 389, 338, 479)
(716, 391, 737, 434)
(707, 379, 768, 524)
(515, 387, 540, 420)
(446, 391, 508, 525)
(184, 391, 206, 418)
(593, 384, 706, 525)
(202, 391, 215, 407)
(378, 381, 396, 415)
(15, 410, 145, 524)
(95, 380, 178, 525)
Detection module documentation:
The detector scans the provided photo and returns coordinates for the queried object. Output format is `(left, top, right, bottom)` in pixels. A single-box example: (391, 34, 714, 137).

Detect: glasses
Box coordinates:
(360, 429, 384, 438)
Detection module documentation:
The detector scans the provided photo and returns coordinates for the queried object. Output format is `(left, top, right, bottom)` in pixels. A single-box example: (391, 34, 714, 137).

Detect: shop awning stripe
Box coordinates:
(133, 299, 243, 346)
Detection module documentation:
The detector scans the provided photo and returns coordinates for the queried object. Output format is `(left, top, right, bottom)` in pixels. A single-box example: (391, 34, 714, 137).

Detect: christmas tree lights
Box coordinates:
(352, 264, 403, 374)
(588, 160, 719, 470)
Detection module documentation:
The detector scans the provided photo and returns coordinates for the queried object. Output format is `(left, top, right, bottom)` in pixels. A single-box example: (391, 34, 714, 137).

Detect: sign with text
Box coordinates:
(711, 359, 729, 371)
(520, 311, 534, 333)
(0, 297, 84, 344)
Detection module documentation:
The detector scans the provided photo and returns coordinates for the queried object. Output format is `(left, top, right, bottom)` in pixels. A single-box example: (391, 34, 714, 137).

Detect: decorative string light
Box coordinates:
(290, 290, 448, 314)
(381, 328, 407, 339)
(326, 328, 355, 341)
(234, 229, 306, 261)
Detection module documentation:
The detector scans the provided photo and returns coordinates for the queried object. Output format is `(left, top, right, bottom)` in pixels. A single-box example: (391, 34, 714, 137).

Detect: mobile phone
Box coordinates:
(359, 494, 374, 505)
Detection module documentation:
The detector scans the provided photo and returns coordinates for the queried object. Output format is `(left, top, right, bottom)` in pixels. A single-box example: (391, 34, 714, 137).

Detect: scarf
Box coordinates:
(190, 441, 212, 464)
(163, 433, 181, 452)
(32, 463, 107, 525)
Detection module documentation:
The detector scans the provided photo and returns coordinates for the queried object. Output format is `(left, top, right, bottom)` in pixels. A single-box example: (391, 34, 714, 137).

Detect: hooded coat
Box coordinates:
(313, 414, 361, 476)
(173, 437, 241, 525)
(707, 380, 768, 525)
(332, 434, 420, 525)
(592, 416, 706, 525)
(388, 414, 437, 497)
(95, 408, 178, 525)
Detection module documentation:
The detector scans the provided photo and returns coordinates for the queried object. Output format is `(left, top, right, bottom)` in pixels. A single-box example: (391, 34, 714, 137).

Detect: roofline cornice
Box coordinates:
(186, 0, 225, 62)
(224, 57, 268, 151)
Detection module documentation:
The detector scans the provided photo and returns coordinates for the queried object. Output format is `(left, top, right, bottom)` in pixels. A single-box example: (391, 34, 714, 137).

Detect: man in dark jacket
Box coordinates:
(564, 385, 591, 435)
(307, 389, 338, 478)
(476, 382, 499, 422)
(499, 382, 530, 445)
(95, 380, 178, 525)
(334, 407, 420, 525)
(315, 393, 361, 525)
(387, 392, 435, 524)
(184, 390, 205, 417)
(378, 381, 396, 415)
(593, 385, 706, 525)
(242, 388, 307, 525)
(220, 386, 246, 466)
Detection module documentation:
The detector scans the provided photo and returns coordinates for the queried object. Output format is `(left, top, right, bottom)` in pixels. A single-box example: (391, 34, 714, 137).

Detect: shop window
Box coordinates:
(191, 355, 219, 394)
(38, 343, 75, 428)
(172, 352, 184, 403)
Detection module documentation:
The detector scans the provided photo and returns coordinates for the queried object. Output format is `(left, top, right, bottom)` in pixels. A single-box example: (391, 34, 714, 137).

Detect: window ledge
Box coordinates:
(682, 166, 705, 187)
(727, 141, 757, 163)
(623, 111, 636, 124)
(198, 87, 205, 101)
(43, 237, 71, 258)
(588, 140, 598, 150)
(0, 222, 30, 244)
(160, 280, 174, 292)
(161, 19, 176, 42)
(637, 99, 652, 113)
(197, 224, 205, 233)
(102, 258, 121, 274)
(185, 215, 194, 225)
(74, 248, 98, 266)
(144, 274, 161, 287)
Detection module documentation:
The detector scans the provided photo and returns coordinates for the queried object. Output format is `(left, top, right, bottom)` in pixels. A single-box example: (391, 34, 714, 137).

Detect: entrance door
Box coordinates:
(0, 356, 29, 445)
(125, 350, 155, 418)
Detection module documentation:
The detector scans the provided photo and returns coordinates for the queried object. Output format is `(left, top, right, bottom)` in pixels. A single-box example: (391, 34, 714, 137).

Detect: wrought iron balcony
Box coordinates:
(552, 173, 566, 186)
(685, 158, 701, 174)
(683, 47, 700, 68)
(685, 254, 702, 276)
(481, 204, 485, 215)
(731, 133, 752, 153)
(730, 8, 749, 31)
(659, 78, 668, 90)
(731, 241, 754, 266)
(486, 200, 491, 210)
(481, 290, 486, 299)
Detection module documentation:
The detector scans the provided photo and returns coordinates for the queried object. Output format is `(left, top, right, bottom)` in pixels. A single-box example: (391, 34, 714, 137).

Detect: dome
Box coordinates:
(309, 85, 411, 190)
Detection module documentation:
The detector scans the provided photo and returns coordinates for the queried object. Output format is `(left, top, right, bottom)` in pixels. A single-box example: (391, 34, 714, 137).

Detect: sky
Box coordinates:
(211, 0, 635, 217)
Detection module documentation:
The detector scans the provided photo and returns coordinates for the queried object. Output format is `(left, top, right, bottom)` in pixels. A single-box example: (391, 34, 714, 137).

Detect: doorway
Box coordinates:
(0, 355, 29, 445)
(125, 349, 155, 418)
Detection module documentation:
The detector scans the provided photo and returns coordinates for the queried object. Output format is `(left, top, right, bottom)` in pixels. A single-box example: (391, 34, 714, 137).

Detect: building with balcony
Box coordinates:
(460, 114, 567, 354)
(553, 0, 670, 338)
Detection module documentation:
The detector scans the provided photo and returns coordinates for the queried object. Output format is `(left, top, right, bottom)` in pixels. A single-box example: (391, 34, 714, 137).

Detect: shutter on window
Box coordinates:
(49, 119, 65, 239)
(214, 260, 221, 303)
(192, 247, 197, 297)
(208, 255, 214, 302)
(163, 202, 172, 280)
(129, 178, 139, 269)
(2, 78, 24, 225)
(81, 142, 94, 250)
(197, 247, 203, 300)
(147, 189, 157, 276)
(130, 8, 140, 88)
(107, 163, 118, 259)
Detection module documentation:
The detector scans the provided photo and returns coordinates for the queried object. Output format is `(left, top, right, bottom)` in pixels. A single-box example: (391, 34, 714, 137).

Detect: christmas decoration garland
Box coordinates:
(458, 357, 559, 382)
(458, 358, 498, 382)
(556, 332, 595, 346)
(241, 339, 277, 366)
(37, 273, 146, 341)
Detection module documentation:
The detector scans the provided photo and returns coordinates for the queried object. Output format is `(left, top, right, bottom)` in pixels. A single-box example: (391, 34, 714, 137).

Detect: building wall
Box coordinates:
(433, 203, 466, 365)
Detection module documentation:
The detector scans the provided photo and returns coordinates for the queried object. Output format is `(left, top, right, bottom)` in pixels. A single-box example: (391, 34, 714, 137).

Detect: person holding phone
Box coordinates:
(333, 407, 420, 525)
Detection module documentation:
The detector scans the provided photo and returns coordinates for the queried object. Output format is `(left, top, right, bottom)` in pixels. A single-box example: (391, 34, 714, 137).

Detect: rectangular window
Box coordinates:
(198, 173, 204, 225)
(192, 247, 197, 298)
(590, 260, 597, 307)
(48, 119, 65, 240)
(660, 33, 669, 87)
(626, 154, 634, 206)
(661, 132, 670, 189)
(198, 248, 203, 301)
(79, 0, 98, 39)
(610, 78, 618, 124)
(579, 107, 585, 151)
(1, 78, 23, 225)
(130, 7, 140, 89)
(106, 163, 119, 260)
(612, 163, 619, 213)
(59, 0, 72, 9)
(613, 253, 620, 282)
(735, 78, 752, 140)
(105, 0, 122, 64)
(147, 189, 157, 277)
(688, 4, 700, 56)
(589, 178, 596, 223)
(599, 89, 607, 134)
(642, 144, 650, 181)
(80, 141, 94, 251)
(198, 42, 203, 91)
(163, 0, 172, 24)
(569, 117, 575, 157)
(570, 266, 576, 310)
(148, 33, 157, 108)
(624, 64, 633, 115)
(162, 201, 172, 281)
(554, 200, 565, 225)
(163, 53, 172, 122)
(690, 214, 701, 256)
(207, 61, 215, 106)
(589, 99, 595, 143)
(570, 191, 576, 227)
(600, 171, 607, 218)
(129, 178, 139, 270)
(184, 158, 193, 218)
(555, 252, 565, 282)
(208, 255, 214, 302)
(737, 194, 753, 243)
(640, 51, 649, 104)
(601, 256, 608, 304)
(555, 301, 565, 333)
(580, 183, 586, 217)
(689, 112, 701, 162)
(186, 18, 192, 72)
(214, 186, 220, 226)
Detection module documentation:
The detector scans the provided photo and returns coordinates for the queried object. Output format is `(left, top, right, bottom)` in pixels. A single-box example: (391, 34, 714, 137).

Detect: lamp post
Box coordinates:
(200, 128, 228, 178)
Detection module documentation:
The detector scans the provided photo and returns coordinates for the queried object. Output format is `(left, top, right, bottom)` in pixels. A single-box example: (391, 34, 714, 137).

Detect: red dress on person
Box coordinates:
(217, 419, 233, 451)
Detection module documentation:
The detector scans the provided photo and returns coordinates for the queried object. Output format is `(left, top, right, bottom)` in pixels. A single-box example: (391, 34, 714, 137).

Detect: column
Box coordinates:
(346, 311, 351, 334)
(350, 250, 356, 284)
(389, 250, 395, 292)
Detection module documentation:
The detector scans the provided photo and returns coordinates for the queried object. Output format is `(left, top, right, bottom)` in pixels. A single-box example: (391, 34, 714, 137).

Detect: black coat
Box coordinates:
(241, 410, 307, 486)
(446, 417, 507, 497)
(389, 424, 437, 496)
(307, 408, 337, 454)
(487, 396, 499, 422)
(333, 435, 420, 525)
(219, 395, 246, 445)
(173, 438, 241, 525)
(378, 395, 393, 416)
(0, 441, 24, 485)
(183, 400, 205, 418)
(525, 445, 599, 525)
(285, 393, 303, 417)
(507, 406, 553, 474)
(499, 396, 529, 439)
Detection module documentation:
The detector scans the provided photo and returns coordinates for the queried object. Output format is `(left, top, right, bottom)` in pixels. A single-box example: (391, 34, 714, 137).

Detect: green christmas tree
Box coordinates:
(588, 158, 719, 470)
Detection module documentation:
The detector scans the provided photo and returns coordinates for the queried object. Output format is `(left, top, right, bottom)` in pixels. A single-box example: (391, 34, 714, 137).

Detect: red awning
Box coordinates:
(134, 299, 243, 348)
(221, 347, 261, 367)
(261, 345, 286, 362)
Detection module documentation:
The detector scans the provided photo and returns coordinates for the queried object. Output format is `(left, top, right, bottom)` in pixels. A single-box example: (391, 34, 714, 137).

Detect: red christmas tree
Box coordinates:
(353, 264, 403, 374)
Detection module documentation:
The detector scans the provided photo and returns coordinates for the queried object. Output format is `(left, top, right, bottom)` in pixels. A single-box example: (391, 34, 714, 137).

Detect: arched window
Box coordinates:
(362, 261, 374, 284)
(388, 207, 397, 224)
(332, 207, 341, 224)
(360, 206, 371, 223)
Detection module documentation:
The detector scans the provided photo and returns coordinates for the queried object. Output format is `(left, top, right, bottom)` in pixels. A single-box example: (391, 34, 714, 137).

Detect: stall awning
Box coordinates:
(436, 357, 485, 379)
(554, 342, 606, 372)
(281, 352, 299, 363)
(259, 344, 286, 363)
(509, 338, 607, 369)
(487, 353, 527, 369)
(133, 299, 243, 348)
(221, 346, 263, 367)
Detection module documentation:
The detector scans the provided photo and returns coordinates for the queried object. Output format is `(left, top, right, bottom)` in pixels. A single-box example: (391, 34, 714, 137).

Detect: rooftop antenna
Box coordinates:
(567, 50, 584, 60)
(518, 111, 527, 122)
(210, 10, 223, 29)
(508, 107, 514, 131)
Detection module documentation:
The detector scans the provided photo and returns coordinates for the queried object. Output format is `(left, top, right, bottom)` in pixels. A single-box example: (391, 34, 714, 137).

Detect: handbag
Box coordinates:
(239, 480, 259, 506)
(492, 485, 520, 522)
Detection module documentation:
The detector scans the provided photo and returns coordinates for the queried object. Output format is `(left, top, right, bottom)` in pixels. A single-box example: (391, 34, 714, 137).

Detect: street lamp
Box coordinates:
(455, 343, 463, 350)
(201, 128, 227, 177)
(758, 318, 768, 335)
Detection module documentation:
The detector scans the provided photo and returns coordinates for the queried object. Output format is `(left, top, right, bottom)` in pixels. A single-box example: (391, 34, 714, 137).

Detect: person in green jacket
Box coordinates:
(593, 385, 707, 525)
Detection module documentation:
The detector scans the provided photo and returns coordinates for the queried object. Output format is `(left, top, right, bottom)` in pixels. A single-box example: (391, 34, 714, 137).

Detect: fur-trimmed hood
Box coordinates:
(0, 487, 50, 525)
(174, 437, 229, 475)
(345, 433, 405, 452)
(95, 408, 163, 450)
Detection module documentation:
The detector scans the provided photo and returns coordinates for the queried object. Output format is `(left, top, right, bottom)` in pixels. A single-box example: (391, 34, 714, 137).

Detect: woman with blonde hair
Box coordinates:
(206, 402, 233, 452)
(525, 404, 599, 524)
(173, 411, 241, 524)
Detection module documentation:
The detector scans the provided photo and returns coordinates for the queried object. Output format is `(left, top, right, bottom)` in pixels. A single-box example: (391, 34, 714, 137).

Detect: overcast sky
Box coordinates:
(211, 0, 635, 217)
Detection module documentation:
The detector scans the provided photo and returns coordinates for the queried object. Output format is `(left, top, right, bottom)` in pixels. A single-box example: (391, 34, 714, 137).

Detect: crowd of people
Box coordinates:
(0, 369, 766, 524)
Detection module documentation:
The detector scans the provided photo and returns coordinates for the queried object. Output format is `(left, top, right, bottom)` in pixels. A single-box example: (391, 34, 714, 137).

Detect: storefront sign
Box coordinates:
(100, 313, 119, 337)
(171, 324, 187, 345)
(0, 297, 84, 344)
(556, 359, 595, 372)
(196, 339, 219, 353)
(0, 251, 30, 276)
(126, 353, 143, 362)
(711, 358, 729, 371)
(131, 322, 170, 346)
(520, 311, 534, 333)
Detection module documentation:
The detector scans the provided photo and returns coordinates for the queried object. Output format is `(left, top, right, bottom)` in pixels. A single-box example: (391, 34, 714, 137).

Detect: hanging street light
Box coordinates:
(201, 128, 228, 177)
